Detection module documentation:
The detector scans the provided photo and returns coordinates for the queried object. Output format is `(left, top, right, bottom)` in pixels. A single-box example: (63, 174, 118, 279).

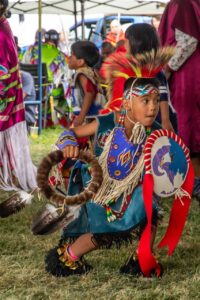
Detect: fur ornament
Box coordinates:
(32, 149, 103, 235)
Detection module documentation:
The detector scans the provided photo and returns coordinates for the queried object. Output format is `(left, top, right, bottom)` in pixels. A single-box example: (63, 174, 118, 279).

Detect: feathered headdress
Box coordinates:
(104, 47, 174, 79)
(102, 47, 174, 100)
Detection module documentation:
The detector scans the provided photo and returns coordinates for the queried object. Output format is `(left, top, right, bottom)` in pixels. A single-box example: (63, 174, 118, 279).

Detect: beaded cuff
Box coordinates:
(56, 130, 78, 150)
(57, 243, 80, 270)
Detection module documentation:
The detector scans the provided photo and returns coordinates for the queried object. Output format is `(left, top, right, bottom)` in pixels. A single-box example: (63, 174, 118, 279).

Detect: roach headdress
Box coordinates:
(102, 47, 174, 101)
(104, 47, 174, 79)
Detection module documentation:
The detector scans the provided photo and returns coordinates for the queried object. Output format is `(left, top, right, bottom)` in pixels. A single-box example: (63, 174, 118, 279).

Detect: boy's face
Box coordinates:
(68, 50, 84, 70)
(124, 92, 160, 127)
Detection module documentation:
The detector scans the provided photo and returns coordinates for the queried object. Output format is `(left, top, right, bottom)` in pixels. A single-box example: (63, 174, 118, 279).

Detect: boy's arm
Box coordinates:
(73, 74, 96, 126)
(72, 119, 98, 137)
(56, 120, 98, 159)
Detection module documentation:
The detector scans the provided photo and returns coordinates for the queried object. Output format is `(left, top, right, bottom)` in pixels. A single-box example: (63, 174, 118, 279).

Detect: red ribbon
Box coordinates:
(138, 161, 194, 277)
(138, 173, 161, 277)
(158, 161, 194, 255)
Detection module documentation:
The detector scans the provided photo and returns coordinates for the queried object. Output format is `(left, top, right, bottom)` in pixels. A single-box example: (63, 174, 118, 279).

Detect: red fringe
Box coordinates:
(158, 160, 194, 255)
(138, 173, 160, 277)
(138, 160, 194, 277)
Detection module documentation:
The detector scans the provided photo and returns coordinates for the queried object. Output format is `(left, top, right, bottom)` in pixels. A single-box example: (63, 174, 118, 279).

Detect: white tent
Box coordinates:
(9, 0, 169, 16)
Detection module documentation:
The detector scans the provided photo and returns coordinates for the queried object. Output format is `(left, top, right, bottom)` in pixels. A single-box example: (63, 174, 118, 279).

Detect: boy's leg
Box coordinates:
(120, 210, 163, 277)
(70, 233, 98, 257)
(45, 233, 97, 277)
(119, 225, 157, 276)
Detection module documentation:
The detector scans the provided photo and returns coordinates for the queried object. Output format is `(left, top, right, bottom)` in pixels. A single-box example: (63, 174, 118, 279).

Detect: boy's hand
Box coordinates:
(73, 115, 85, 127)
(62, 145, 79, 159)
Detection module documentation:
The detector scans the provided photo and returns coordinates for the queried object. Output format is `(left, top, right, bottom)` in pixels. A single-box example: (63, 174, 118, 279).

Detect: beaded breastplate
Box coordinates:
(107, 127, 144, 180)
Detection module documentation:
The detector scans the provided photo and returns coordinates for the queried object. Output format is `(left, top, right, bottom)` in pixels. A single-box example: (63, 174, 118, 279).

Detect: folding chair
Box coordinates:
(20, 63, 49, 132)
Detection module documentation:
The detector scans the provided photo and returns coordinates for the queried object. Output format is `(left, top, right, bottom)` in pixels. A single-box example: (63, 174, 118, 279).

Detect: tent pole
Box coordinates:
(73, 0, 78, 41)
(80, 0, 85, 40)
(38, 0, 42, 133)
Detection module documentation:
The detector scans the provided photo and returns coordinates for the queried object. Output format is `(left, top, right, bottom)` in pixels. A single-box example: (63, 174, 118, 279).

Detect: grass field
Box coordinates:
(0, 128, 199, 300)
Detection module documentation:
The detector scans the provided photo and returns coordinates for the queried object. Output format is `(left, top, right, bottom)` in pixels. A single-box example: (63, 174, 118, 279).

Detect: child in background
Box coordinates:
(67, 41, 105, 127)
(20, 70, 37, 129)
(45, 48, 174, 277)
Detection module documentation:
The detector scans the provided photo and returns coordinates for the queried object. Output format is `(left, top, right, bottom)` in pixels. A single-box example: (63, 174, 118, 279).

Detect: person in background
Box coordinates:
(20, 70, 37, 129)
(92, 41, 115, 101)
(115, 39, 126, 53)
(0, 0, 37, 214)
(94, 41, 115, 72)
(94, 41, 115, 81)
(22, 29, 68, 127)
(105, 19, 125, 47)
(101, 41, 115, 61)
(35, 28, 46, 44)
(13, 35, 23, 61)
(67, 40, 105, 127)
(58, 30, 69, 55)
(158, 0, 200, 202)
(18, 29, 46, 62)
(23, 29, 67, 86)
(151, 15, 162, 31)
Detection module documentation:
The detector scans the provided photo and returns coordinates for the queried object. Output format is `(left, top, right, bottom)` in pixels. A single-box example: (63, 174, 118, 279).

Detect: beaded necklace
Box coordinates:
(117, 109, 152, 136)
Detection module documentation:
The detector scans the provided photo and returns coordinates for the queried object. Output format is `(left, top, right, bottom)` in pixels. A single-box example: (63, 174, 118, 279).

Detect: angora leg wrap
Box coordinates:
(45, 247, 92, 277)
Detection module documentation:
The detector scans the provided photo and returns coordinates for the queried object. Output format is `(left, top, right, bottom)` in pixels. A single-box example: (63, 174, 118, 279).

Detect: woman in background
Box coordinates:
(0, 0, 37, 216)
(159, 0, 200, 201)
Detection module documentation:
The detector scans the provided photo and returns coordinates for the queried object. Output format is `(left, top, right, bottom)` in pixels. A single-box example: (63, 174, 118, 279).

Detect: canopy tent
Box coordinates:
(9, 1, 169, 42)
(9, 1, 169, 16)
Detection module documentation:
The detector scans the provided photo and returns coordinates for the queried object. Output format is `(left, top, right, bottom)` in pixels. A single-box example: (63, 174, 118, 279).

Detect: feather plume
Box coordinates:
(31, 204, 81, 235)
(0, 191, 33, 218)
(103, 47, 174, 81)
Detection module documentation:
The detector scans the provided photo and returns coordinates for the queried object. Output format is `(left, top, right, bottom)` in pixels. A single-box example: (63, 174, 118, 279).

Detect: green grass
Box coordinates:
(0, 128, 199, 300)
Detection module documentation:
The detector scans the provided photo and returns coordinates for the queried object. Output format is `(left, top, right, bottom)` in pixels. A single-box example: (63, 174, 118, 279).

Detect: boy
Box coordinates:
(45, 48, 173, 277)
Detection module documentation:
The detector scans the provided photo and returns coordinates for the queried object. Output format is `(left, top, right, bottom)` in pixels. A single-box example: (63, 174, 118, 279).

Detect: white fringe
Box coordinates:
(18, 190, 34, 205)
(45, 203, 81, 226)
(175, 187, 191, 205)
(45, 204, 59, 217)
(0, 121, 37, 192)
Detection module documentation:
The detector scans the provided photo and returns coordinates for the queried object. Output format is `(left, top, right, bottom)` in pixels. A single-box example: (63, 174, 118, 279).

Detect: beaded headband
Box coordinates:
(123, 81, 160, 100)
